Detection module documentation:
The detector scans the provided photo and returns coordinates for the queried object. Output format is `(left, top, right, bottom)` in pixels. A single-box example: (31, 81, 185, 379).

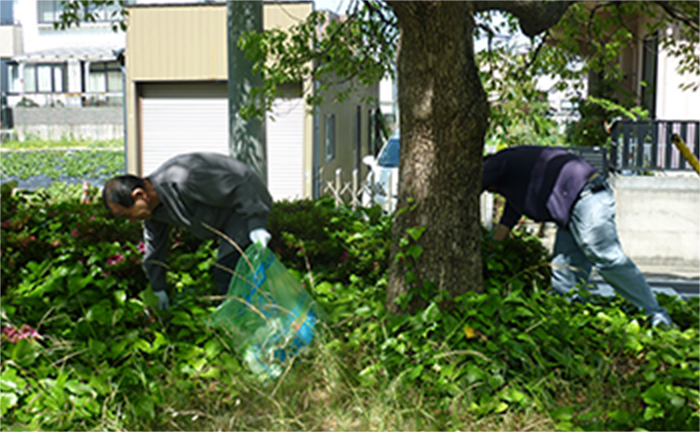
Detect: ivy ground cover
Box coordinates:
(1, 182, 698, 431)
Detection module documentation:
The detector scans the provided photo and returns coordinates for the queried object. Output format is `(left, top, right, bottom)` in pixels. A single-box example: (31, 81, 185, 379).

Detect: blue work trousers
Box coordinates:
(551, 178, 673, 327)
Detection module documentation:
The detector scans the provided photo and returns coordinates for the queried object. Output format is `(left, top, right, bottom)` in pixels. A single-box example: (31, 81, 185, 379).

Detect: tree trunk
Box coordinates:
(228, 0, 267, 184)
(385, 2, 489, 313)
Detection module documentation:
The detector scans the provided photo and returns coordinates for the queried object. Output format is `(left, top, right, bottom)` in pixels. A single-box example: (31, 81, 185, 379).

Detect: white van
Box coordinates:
(361, 130, 400, 212)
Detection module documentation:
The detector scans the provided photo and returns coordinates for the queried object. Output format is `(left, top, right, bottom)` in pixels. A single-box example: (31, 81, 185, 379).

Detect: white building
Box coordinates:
(6, 0, 125, 109)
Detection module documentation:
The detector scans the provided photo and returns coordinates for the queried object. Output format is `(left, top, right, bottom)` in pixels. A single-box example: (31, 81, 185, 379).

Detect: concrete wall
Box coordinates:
(611, 175, 700, 272)
(10, 106, 123, 141)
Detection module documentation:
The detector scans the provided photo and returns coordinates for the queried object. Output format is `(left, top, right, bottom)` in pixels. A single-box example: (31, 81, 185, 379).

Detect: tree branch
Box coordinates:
(516, 31, 549, 80)
(473, 1, 575, 37)
(655, 1, 700, 33)
(362, 0, 397, 29)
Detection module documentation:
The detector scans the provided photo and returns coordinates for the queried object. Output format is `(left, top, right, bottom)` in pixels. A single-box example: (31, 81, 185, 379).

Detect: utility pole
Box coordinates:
(227, 0, 267, 184)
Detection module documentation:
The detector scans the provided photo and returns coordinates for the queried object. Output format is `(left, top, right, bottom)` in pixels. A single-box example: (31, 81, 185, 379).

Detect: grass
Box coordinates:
(146, 343, 561, 432)
(116, 311, 669, 432)
(0, 137, 123, 151)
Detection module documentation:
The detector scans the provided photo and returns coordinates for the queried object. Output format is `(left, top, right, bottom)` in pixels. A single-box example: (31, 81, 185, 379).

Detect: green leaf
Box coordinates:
(407, 245, 423, 259)
(152, 332, 168, 351)
(134, 396, 155, 419)
(315, 281, 333, 295)
(110, 339, 129, 358)
(642, 383, 668, 405)
(204, 339, 222, 359)
(421, 302, 442, 323)
(133, 338, 153, 354)
(607, 409, 634, 423)
(503, 387, 526, 404)
(86, 300, 113, 326)
(88, 375, 110, 396)
(65, 379, 96, 397)
(113, 290, 127, 305)
(405, 226, 426, 242)
(550, 405, 574, 421)
(0, 367, 25, 392)
(407, 365, 424, 380)
(464, 363, 486, 385)
(88, 338, 107, 356)
(643, 406, 665, 421)
(0, 392, 18, 416)
(11, 339, 38, 367)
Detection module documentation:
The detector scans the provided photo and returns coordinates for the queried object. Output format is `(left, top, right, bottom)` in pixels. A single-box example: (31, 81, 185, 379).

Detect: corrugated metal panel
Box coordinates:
(266, 97, 305, 200)
(140, 83, 228, 176)
(128, 6, 227, 81)
(127, 2, 313, 81)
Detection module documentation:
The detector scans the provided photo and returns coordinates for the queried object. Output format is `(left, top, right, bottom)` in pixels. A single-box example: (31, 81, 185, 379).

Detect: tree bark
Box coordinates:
(473, 1, 574, 37)
(385, 1, 489, 313)
(228, 0, 267, 184)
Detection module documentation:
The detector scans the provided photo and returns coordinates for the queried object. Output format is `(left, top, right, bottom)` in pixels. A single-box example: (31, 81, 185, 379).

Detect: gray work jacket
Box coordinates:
(142, 152, 273, 292)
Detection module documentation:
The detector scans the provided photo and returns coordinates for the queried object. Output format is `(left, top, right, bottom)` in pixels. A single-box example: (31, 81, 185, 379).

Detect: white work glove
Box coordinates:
(154, 290, 170, 311)
(249, 228, 271, 248)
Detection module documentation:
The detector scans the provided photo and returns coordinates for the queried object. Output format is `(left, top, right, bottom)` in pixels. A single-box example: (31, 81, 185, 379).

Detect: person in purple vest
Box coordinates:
(102, 153, 273, 311)
(482, 146, 674, 328)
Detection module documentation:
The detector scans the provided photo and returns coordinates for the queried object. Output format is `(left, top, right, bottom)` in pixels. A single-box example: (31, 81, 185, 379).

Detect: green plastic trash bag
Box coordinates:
(207, 243, 325, 380)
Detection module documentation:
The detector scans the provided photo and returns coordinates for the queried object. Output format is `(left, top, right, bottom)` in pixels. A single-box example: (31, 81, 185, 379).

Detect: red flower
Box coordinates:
(2, 324, 42, 343)
(106, 254, 124, 266)
(339, 249, 350, 264)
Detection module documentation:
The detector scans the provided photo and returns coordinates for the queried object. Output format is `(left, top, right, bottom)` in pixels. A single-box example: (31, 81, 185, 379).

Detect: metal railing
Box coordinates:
(609, 120, 700, 172)
(6, 91, 124, 109)
(315, 166, 496, 228)
(317, 167, 396, 213)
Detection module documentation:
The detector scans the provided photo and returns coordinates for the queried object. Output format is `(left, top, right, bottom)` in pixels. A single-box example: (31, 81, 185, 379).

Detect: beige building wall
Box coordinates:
(127, 5, 227, 81)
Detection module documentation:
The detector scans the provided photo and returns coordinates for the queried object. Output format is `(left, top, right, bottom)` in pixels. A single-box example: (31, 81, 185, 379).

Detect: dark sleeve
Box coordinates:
(482, 154, 504, 191)
(499, 202, 521, 229)
(142, 220, 170, 292)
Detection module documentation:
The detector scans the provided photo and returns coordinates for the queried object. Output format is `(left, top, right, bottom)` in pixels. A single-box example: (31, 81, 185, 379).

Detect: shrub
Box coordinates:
(1, 186, 697, 431)
(268, 198, 392, 284)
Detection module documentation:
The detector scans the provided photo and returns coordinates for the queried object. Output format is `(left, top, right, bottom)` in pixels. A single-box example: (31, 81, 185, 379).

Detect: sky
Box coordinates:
(313, 0, 350, 14)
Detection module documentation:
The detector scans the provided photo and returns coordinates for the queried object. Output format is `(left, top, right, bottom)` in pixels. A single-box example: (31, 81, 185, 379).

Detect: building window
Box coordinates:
(37, 0, 122, 25)
(354, 105, 362, 167)
(88, 61, 122, 93)
(367, 108, 375, 155)
(23, 63, 67, 93)
(8, 62, 20, 92)
(325, 114, 336, 162)
(641, 33, 658, 119)
(37, 0, 61, 24)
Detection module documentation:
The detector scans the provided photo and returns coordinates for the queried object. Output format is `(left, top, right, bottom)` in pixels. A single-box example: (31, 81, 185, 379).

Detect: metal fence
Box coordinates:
(318, 167, 393, 212)
(609, 120, 700, 172)
(316, 166, 497, 228)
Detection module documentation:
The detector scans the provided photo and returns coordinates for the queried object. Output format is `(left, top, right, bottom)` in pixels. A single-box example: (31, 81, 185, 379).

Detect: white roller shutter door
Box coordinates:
(141, 83, 229, 176)
(140, 83, 305, 200)
(266, 97, 305, 201)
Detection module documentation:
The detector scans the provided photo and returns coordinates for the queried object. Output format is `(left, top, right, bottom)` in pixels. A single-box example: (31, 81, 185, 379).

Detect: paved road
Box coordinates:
(532, 223, 699, 301)
(591, 276, 700, 301)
